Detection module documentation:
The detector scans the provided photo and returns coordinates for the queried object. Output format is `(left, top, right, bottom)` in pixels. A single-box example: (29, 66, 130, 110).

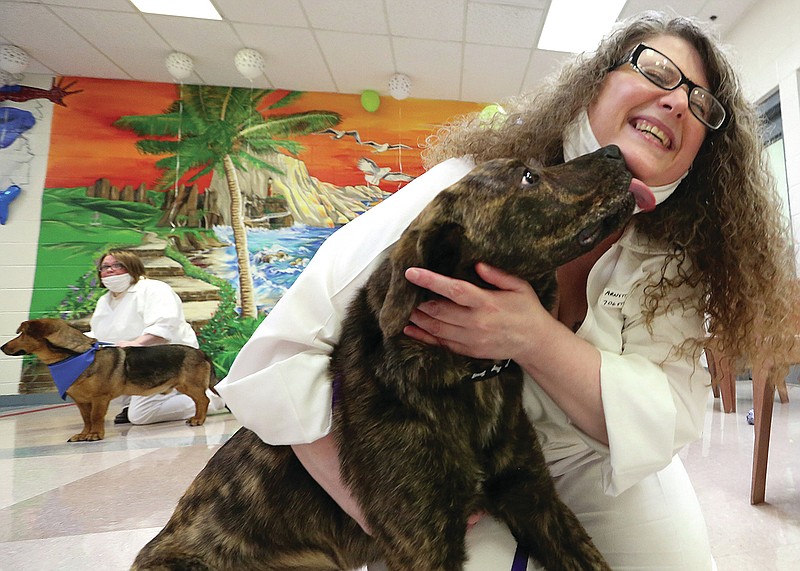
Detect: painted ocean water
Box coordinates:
(211, 224, 338, 313)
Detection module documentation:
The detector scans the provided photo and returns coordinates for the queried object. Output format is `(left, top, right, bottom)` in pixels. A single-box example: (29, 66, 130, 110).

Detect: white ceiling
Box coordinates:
(0, 0, 759, 103)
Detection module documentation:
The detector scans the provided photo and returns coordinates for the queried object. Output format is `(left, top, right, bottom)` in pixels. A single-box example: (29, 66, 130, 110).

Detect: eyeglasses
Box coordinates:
(99, 262, 126, 272)
(619, 43, 728, 131)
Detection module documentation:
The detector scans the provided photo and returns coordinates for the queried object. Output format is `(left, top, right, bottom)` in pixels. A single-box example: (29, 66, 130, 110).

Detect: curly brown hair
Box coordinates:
(423, 11, 797, 371)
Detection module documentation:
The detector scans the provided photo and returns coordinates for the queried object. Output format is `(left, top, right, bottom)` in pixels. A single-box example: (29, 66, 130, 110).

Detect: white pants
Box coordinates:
(368, 455, 713, 571)
(118, 389, 226, 425)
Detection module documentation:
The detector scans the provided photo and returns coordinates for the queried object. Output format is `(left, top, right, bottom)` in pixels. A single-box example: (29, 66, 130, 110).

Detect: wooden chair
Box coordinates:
(705, 343, 790, 504)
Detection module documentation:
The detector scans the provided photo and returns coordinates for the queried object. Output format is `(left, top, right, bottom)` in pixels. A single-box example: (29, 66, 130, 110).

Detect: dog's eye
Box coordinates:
(522, 169, 539, 186)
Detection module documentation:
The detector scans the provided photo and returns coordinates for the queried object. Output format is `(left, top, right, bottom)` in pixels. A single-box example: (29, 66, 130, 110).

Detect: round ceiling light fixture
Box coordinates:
(0, 45, 29, 75)
(388, 73, 411, 100)
(234, 48, 265, 80)
(165, 52, 194, 81)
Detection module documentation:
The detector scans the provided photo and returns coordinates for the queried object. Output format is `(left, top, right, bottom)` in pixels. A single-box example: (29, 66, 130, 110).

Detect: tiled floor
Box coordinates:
(0, 382, 797, 570)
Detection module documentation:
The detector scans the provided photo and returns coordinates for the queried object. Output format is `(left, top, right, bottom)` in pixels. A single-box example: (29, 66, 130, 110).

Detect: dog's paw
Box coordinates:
(67, 432, 104, 442)
(186, 417, 205, 426)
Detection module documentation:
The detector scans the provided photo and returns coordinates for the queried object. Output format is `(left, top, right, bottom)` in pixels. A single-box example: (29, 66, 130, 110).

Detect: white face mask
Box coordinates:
(101, 273, 133, 294)
(562, 110, 689, 213)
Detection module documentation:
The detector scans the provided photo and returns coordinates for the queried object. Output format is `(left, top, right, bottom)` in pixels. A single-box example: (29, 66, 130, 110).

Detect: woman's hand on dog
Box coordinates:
(115, 333, 168, 347)
(404, 263, 609, 445)
(403, 262, 549, 363)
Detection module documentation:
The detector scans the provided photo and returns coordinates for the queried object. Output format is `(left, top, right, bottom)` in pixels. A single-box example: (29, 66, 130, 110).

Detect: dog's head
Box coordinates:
(1, 319, 95, 363)
(378, 145, 640, 337)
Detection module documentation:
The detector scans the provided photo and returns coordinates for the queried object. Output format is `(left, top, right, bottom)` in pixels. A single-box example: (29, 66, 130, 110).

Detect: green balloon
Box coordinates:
(479, 103, 504, 120)
(361, 90, 381, 112)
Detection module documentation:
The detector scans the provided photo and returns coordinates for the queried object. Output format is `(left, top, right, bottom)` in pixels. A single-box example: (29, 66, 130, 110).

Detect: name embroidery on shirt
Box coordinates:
(601, 288, 627, 309)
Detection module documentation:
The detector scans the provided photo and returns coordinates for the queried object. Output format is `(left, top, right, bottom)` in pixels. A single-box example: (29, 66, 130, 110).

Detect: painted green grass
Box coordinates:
(28, 187, 257, 377)
(30, 187, 165, 317)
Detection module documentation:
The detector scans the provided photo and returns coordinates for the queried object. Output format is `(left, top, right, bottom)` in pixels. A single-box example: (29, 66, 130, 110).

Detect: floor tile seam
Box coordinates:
(0, 404, 75, 419)
(0, 434, 234, 460)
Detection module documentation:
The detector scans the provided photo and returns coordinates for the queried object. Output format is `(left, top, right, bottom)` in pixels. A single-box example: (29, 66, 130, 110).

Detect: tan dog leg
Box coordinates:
(176, 382, 210, 426)
(68, 397, 111, 442)
(69, 401, 94, 442)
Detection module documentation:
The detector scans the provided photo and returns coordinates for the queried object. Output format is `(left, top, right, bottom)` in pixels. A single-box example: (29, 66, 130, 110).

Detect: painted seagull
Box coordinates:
(357, 157, 415, 186)
(316, 128, 412, 153)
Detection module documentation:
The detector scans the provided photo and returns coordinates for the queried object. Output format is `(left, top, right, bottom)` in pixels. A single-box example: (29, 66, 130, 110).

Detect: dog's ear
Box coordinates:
(417, 221, 464, 277)
(378, 221, 465, 338)
(41, 320, 93, 353)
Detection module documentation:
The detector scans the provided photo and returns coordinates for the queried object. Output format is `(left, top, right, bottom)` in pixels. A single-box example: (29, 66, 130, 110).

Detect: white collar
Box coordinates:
(562, 110, 688, 212)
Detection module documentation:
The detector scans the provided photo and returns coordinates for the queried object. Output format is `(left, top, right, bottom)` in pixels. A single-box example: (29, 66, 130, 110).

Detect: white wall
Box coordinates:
(0, 74, 51, 395)
(725, 0, 800, 269)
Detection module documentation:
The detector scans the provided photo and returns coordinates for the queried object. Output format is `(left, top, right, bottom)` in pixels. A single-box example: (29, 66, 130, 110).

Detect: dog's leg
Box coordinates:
(132, 429, 379, 570)
(485, 423, 610, 571)
(67, 401, 94, 442)
(345, 457, 472, 571)
(378, 520, 468, 571)
(175, 379, 210, 426)
(67, 397, 109, 442)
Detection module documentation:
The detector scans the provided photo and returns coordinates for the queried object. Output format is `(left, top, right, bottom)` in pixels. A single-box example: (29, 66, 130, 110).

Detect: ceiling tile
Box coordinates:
(392, 37, 462, 100)
(520, 48, 572, 94)
(215, 0, 309, 27)
(696, 0, 759, 34)
(143, 14, 265, 87)
(385, 0, 465, 41)
(40, 0, 135, 10)
(461, 43, 529, 102)
(233, 23, 336, 92)
(315, 30, 394, 94)
(50, 7, 176, 82)
(0, 0, 765, 102)
(0, 3, 127, 78)
(301, 0, 388, 34)
(473, 0, 548, 7)
(0, 31, 53, 75)
(465, 2, 545, 48)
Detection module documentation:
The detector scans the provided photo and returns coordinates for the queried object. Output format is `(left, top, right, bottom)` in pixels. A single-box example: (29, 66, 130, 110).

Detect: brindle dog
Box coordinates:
(133, 145, 639, 571)
(1, 318, 215, 442)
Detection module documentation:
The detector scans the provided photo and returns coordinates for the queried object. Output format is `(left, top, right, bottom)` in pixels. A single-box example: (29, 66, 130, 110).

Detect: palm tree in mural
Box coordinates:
(113, 86, 341, 318)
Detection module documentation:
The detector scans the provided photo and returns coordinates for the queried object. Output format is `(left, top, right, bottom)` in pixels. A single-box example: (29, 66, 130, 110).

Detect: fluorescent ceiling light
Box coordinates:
(130, 0, 222, 20)
(538, 0, 626, 53)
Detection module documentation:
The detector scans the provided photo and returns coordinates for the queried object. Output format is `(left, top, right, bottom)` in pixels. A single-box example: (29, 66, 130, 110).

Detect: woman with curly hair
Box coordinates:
(218, 11, 797, 569)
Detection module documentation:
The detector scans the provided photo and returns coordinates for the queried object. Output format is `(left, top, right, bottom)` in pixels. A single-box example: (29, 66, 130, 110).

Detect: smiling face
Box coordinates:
(587, 34, 709, 187)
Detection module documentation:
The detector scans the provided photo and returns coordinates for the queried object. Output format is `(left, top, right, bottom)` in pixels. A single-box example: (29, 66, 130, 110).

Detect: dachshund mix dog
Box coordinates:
(1, 319, 215, 442)
(133, 146, 643, 570)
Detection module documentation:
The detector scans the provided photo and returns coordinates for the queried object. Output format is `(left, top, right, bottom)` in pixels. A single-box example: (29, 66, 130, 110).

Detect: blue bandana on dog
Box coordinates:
(47, 342, 110, 400)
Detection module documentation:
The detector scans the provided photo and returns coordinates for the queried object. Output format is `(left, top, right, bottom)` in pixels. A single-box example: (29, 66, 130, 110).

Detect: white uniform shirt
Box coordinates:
(88, 278, 198, 348)
(216, 156, 710, 497)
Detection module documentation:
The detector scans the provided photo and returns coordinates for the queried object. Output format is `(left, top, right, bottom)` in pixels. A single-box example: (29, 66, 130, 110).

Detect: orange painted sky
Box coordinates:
(46, 77, 482, 193)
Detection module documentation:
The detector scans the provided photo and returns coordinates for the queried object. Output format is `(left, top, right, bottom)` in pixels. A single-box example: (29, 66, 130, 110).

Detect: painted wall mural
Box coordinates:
(12, 75, 481, 392)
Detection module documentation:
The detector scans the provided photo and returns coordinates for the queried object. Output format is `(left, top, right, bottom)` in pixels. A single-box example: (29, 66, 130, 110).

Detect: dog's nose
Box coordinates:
(600, 145, 622, 160)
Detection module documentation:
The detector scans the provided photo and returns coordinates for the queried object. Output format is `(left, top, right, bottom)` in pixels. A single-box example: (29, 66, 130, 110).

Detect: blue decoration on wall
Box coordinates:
(0, 185, 21, 224)
(0, 106, 35, 148)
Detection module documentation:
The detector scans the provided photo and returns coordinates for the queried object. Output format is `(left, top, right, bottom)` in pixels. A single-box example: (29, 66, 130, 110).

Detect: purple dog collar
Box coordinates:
(510, 544, 529, 571)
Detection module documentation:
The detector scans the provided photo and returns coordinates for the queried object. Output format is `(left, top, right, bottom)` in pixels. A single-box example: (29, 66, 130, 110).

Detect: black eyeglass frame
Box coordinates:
(618, 43, 729, 131)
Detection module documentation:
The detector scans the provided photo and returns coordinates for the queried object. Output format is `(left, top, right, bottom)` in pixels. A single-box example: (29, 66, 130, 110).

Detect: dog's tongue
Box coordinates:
(629, 178, 656, 212)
